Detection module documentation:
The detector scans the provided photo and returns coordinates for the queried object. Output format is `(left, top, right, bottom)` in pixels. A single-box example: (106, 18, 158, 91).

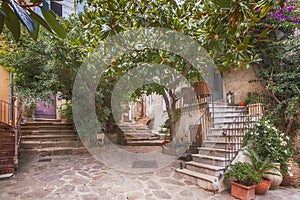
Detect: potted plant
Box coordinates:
(225, 162, 262, 200)
(58, 101, 73, 123)
(23, 100, 37, 117)
(243, 117, 296, 189)
(243, 147, 281, 195)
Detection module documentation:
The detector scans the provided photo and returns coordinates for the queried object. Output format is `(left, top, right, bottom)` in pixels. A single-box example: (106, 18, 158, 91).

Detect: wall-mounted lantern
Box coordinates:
(226, 91, 234, 105)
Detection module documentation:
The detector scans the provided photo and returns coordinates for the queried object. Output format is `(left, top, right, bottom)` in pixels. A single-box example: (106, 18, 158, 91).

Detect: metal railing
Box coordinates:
(187, 102, 211, 155)
(223, 106, 261, 169)
(173, 100, 211, 158)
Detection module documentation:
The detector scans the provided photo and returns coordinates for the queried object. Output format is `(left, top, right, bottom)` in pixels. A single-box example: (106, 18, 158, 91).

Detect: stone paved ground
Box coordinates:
(0, 151, 299, 200)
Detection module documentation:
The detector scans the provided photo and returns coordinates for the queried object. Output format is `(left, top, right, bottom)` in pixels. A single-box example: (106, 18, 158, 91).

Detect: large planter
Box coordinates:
(230, 181, 256, 200)
(263, 163, 283, 190)
(281, 160, 300, 187)
(248, 103, 264, 115)
(255, 179, 271, 195)
(192, 82, 211, 97)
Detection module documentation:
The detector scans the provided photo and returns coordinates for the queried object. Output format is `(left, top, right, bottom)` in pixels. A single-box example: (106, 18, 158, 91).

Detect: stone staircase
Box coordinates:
(176, 103, 247, 192)
(20, 119, 87, 156)
(0, 123, 15, 178)
(117, 122, 163, 146)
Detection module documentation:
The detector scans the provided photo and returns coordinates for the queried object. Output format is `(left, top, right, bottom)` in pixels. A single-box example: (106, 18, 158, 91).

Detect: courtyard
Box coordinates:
(0, 150, 299, 200)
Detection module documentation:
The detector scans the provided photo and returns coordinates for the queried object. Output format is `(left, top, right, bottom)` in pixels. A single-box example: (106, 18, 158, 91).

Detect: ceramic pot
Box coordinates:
(263, 163, 282, 190)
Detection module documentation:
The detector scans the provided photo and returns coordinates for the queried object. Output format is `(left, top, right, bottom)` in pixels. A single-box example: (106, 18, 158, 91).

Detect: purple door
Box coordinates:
(35, 95, 56, 119)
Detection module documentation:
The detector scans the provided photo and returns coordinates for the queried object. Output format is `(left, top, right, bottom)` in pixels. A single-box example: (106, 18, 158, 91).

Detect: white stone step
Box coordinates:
(192, 154, 228, 167)
(211, 111, 244, 118)
(202, 141, 242, 149)
(185, 161, 225, 176)
(206, 134, 243, 143)
(176, 168, 219, 192)
(198, 147, 238, 157)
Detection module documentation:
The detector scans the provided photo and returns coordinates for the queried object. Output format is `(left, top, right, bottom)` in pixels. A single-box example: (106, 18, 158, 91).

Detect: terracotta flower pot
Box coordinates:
(230, 181, 256, 200)
(255, 179, 271, 195)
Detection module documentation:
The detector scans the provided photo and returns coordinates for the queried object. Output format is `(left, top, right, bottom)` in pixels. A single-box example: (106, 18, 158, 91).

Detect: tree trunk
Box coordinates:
(162, 91, 177, 141)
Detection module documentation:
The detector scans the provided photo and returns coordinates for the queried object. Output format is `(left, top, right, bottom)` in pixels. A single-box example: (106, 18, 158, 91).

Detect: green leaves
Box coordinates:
(0, 0, 67, 41)
(41, 9, 67, 39)
(1, 2, 20, 41)
(8, 0, 36, 34)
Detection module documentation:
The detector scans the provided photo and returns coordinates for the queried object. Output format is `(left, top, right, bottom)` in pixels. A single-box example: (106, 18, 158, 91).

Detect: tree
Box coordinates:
(2, 0, 283, 140)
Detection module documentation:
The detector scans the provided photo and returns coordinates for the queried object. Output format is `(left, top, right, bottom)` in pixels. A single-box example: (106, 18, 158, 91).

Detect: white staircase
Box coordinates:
(176, 103, 247, 192)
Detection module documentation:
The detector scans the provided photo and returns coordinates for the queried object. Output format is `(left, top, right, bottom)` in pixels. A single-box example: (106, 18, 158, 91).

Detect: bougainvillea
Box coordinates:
(271, 0, 300, 23)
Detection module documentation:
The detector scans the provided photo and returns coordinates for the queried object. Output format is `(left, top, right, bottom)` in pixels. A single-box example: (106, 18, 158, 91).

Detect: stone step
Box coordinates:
(0, 143, 15, 149)
(21, 121, 71, 126)
(21, 125, 74, 130)
(125, 136, 161, 142)
(212, 116, 237, 123)
(34, 118, 62, 122)
(0, 156, 14, 165)
(210, 127, 244, 135)
(126, 140, 164, 146)
(0, 164, 14, 177)
(21, 129, 77, 135)
(212, 111, 244, 118)
(0, 136, 15, 142)
(198, 147, 238, 157)
(176, 168, 219, 192)
(206, 134, 244, 143)
(21, 146, 88, 157)
(185, 161, 225, 177)
(22, 134, 78, 141)
(192, 154, 228, 167)
(202, 141, 242, 149)
(21, 140, 83, 149)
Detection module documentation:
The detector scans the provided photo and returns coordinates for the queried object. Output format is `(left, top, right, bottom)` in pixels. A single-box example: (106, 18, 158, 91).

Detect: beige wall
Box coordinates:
(0, 65, 10, 103)
(223, 67, 265, 104)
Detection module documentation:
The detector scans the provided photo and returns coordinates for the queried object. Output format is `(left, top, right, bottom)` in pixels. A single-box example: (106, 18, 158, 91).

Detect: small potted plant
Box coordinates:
(23, 100, 37, 117)
(243, 147, 281, 195)
(58, 101, 73, 123)
(225, 162, 262, 200)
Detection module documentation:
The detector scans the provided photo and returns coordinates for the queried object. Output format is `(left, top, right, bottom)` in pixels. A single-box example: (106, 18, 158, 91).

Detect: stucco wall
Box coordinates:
(0, 65, 10, 103)
(223, 67, 265, 104)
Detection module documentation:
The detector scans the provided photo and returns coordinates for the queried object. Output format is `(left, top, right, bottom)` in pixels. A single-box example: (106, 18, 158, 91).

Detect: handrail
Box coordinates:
(0, 99, 22, 169)
(222, 105, 261, 170)
(187, 102, 211, 154)
(0, 100, 11, 125)
(172, 101, 211, 157)
(14, 107, 22, 167)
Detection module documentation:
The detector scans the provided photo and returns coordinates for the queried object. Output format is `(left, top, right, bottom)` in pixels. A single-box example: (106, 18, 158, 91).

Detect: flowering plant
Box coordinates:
(243, 117, 296, 173)
(271, 0, 300, 24)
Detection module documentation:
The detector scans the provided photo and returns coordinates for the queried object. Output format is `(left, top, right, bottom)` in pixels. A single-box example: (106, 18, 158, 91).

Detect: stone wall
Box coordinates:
(223, 67, 265, 104)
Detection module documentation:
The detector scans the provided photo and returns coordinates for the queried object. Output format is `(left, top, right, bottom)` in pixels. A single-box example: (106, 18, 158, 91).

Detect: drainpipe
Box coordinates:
(9, 72, 13, 125)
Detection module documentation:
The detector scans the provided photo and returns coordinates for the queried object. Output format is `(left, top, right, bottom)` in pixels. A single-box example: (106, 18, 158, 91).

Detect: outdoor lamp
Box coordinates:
(226, 91, 234, 105)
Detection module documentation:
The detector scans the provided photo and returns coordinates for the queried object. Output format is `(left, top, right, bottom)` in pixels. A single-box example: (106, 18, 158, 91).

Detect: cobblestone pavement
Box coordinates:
(0, 150, 299, 200)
